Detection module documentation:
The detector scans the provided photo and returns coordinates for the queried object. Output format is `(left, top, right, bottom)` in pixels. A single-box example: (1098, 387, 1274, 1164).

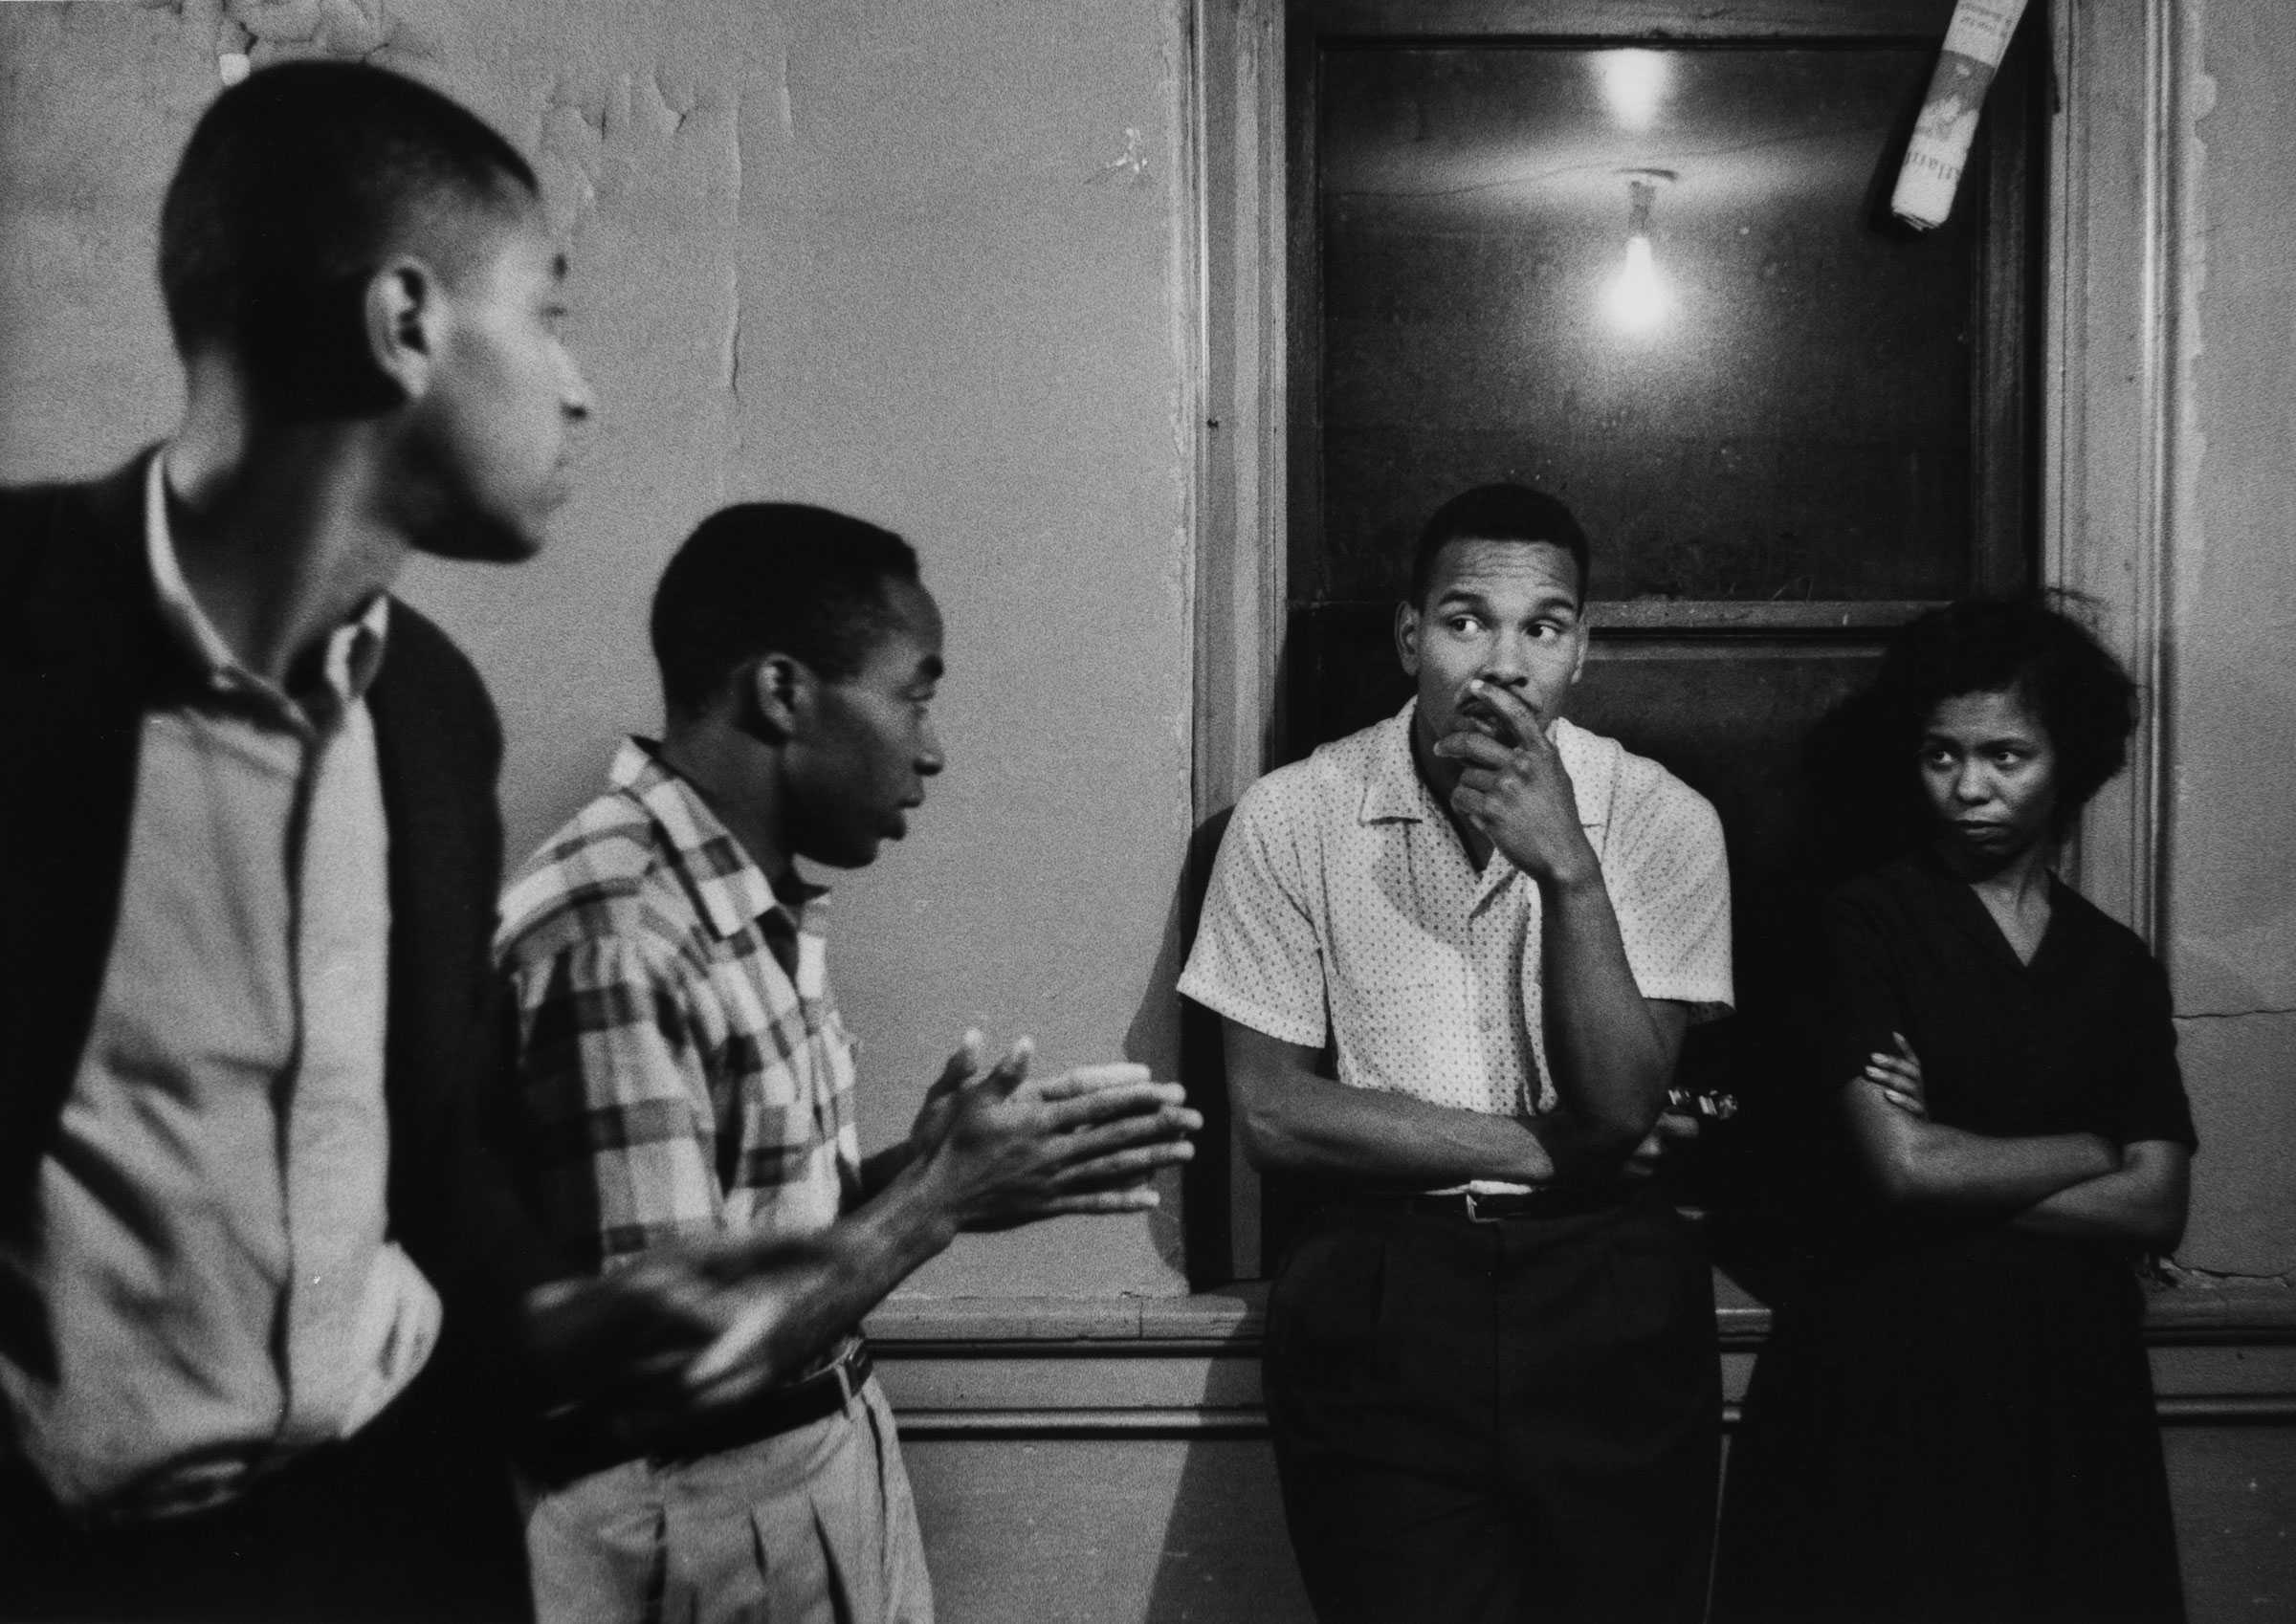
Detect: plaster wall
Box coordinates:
(2168, 0, 2296, 1277)
(5, 5, 2295, 1618)
(0, 0, 1194, 1299)
(889, 1396, 2296, 1624)
(6, 0, 2294, 1294)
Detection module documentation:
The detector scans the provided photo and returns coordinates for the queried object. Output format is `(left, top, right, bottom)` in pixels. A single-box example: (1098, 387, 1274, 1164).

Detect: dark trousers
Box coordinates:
(0, 1364, 530, 1623)
(1265, 1191, 1721, 1624)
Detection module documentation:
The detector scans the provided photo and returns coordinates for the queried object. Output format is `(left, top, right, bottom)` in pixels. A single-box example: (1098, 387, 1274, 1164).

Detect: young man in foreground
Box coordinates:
(1181, 484, 1733, 1623)
(0, 60, 762, 1621)
(497, 502, 1200, 1623)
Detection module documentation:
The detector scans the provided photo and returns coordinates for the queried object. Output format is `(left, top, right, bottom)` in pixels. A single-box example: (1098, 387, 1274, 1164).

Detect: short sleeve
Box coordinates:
(500, 933, 726, 1271)
(1602, 770, 1733, 1020)
(1177, 779, 1330, 1047)
(2101, 955, 2199, 1151)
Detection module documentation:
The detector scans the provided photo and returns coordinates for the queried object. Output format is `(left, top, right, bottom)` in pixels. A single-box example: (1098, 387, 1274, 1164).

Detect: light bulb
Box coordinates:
(1605, 233, 1670, 333)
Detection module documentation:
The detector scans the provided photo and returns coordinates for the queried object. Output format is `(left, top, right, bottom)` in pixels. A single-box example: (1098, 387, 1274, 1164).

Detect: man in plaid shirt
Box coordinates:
(497, 501, 1200, 1624)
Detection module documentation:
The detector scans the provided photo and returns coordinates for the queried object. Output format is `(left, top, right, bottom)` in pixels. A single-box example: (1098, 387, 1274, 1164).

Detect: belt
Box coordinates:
(526, 1339, 872, 1485)
(1402, 1182, 1634, 1223)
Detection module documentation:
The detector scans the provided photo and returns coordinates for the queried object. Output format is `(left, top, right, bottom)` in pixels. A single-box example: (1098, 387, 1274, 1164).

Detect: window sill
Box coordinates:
(864, 1281, 2296, 1437)
(865, 1277, 2296, 1353)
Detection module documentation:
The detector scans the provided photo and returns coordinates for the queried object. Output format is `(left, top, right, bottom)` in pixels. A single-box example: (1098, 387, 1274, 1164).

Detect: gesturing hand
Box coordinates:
(1862, 1032, 1928, 1118)
(912, 1041, 1201, 1232)
(663, 1233, 844, 1416)
(1431, 679, 1596, 885)
(907, 1027, 1029, 1159)
(523, 1250, 741, 1416)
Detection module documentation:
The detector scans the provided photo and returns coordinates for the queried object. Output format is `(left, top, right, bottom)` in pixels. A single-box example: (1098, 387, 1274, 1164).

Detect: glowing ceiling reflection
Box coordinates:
(1597, 50, 1668, 132)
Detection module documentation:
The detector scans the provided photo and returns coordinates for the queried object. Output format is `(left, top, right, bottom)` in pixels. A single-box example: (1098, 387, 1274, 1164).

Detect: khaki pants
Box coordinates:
(522, 1376, 932, 1624)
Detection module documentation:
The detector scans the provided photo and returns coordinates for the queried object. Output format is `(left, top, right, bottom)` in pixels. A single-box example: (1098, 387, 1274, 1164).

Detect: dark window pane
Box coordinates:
(1312, 45, 1993, 604)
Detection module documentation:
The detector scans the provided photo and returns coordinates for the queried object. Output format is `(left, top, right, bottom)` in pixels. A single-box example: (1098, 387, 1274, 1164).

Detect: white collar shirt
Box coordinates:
(1179, 701, 1732, 1141)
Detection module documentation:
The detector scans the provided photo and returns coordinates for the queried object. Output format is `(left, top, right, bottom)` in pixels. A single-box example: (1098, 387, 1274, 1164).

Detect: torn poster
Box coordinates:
(1890, 0, 2031, 230)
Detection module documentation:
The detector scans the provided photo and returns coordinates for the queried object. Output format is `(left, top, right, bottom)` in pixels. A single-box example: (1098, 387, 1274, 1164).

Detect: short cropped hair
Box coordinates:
(1872, 596, 2137, 832)
(158, 60, 539, 414)
(651, 503, 922, 719)
(1410, 484, 1592, 609)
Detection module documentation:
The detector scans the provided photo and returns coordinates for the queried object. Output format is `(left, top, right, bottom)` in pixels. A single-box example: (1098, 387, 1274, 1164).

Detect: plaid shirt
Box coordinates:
(496, 740, 862, 1272)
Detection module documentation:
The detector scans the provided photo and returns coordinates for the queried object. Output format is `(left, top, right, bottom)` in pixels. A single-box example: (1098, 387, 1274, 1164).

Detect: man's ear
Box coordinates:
(1394, 600, 1424, 677)
(364, 256, 445, 405)
(743, 653, 813, 745)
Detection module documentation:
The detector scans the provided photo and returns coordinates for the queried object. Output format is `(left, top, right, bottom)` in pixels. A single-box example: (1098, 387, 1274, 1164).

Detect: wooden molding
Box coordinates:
(1188, 0, 1292, 1281)
(1283, 1, 1957, 42)
(1190, 0, 1289, 831)
(2042, 0, 2193, 947)
(870, 1281, 2296, 1437)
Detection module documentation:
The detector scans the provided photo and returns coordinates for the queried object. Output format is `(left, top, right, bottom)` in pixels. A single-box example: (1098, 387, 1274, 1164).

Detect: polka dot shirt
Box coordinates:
(1179, 703, 1733, 1125)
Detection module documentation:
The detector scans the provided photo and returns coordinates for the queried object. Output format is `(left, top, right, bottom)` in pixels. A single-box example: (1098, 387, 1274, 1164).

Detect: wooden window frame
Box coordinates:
(1288, 3, 2038, 636)
(1184, 0, 2195, 1282)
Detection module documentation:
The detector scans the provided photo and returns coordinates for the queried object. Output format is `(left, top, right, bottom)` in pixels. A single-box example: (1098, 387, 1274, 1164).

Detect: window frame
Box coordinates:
(1185, 0, 2190, 1283)
(1287, 2, 2039, 633)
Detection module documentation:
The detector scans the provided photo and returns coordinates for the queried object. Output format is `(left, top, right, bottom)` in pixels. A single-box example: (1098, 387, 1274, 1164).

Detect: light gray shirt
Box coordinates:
(0, 453, 437, 1519)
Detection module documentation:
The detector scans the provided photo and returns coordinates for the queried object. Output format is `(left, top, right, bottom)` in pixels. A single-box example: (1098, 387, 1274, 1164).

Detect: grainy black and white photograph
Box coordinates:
(0, 2, 2289, 1620)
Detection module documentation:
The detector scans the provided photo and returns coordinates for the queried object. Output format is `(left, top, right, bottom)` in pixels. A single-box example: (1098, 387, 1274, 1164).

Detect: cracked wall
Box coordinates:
(2170, 1, 2296, 1279)
(0, 0, 1192, 1300)
(3, 0, 2292, 1294)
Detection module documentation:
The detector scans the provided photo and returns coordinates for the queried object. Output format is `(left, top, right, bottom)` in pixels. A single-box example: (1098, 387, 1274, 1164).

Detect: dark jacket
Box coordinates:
(0, 451, 563, 1604)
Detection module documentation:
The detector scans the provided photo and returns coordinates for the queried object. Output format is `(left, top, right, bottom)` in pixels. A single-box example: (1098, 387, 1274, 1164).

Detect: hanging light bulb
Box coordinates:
(1604, 174, 1672, 336)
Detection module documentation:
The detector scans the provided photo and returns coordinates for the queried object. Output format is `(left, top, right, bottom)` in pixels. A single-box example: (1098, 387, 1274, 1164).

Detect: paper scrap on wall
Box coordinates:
(1891, 0, 2031, 230)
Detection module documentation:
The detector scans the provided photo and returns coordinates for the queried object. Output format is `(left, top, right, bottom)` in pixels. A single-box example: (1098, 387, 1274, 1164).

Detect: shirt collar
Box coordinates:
(607, 738, 826, 941)
(1358, 697, 1609, 834)
(144, 449, 390, 713)
(1361, 701, 1443, 824)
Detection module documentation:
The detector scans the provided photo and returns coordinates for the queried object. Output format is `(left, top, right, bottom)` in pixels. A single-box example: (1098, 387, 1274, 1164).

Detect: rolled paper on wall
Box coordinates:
(1890, 0, 2031, 230)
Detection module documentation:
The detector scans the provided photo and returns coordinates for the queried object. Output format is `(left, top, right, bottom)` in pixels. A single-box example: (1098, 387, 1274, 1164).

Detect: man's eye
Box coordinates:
(1446, 616, 1483, 634)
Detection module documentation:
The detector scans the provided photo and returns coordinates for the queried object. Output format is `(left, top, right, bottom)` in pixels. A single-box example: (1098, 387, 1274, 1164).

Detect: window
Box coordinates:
(1187, 0, 2051, 1281)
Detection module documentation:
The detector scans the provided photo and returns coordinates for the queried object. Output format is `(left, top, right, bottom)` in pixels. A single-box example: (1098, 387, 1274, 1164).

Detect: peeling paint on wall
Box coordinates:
(214, 0, 443, 68)
(1, 0, 1194, 1303)
(1093, 125, 1153, 185)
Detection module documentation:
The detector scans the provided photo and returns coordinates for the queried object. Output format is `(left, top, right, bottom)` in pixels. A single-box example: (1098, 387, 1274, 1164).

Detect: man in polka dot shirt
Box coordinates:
(1180, 483, 1733, 1624)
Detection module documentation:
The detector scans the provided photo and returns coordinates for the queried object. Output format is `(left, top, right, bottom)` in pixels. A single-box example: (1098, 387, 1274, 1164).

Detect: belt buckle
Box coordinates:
(1462, 1190, 1501, 1224)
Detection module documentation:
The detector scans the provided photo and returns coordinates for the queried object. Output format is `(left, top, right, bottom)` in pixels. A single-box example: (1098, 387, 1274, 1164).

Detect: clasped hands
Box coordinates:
(902, 1028, 1202, 1227)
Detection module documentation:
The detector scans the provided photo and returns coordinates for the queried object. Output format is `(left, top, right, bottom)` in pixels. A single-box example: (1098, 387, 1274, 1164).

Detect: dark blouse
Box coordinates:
(1820, 850, 2197, 1152)
(1713, 849, 2196, 1624)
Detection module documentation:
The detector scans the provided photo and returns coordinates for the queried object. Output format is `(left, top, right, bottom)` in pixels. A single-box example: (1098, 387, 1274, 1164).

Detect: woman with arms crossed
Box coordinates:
(1714, 599, 2195, 1624)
